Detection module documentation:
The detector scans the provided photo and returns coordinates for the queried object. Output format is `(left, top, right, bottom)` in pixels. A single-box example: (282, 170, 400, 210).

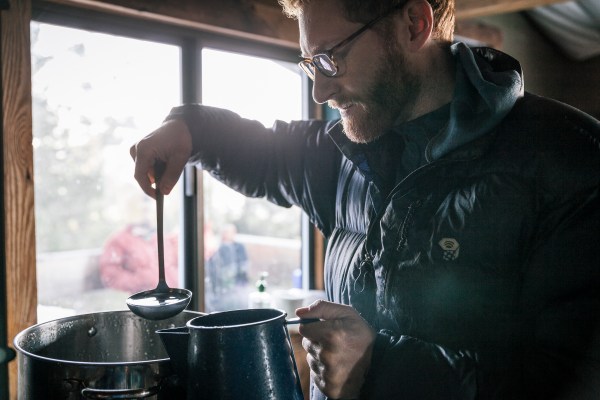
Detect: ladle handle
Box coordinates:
(155, 161, 166, 283)
(286, 317, 320, 325)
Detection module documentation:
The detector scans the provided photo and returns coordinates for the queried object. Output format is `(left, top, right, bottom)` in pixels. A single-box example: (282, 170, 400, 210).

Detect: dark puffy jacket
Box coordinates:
(169, 47, 600, 399)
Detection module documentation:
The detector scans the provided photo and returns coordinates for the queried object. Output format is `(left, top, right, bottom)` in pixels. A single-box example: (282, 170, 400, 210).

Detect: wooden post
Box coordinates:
(1, 0, 37, 398)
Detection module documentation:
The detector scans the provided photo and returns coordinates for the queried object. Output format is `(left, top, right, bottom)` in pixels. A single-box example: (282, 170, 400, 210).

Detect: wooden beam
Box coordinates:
(1, 0, 38, 398)
(456, 0, 570, 19)
(255, 0, 572, 21)
(38, 0, 572, 50)
(42, 0, 300, 48)
(249, 0, 572, 20)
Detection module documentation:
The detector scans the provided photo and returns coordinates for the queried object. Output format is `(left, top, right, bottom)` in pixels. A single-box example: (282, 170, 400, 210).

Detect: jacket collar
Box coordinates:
(327, 44, 524, 171)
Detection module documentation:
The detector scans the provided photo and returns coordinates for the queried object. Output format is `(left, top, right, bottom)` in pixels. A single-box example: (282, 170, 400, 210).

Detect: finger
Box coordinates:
(295, 300, 319, 318)
(298, 316, 331, 341)
(131, 143, 158, 198)
(129, 143, 137, 161)
(296, 300, 357, 321)
(301, 336, 322, 355)
(306, 353, 323, 376)
(307, 354, 334, 398)
(297, 301, 339, 340)
(309, 368, 324, 392)
(159, 153, 188, 195)
(301, 336, 310, 352)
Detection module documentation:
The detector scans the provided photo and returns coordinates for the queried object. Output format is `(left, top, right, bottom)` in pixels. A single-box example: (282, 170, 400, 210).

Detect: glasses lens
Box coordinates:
(314, 55, 337, 77)
(298, 60, 315, 80)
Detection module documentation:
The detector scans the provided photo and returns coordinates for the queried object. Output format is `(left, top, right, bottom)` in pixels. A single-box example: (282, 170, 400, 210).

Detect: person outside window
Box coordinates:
(205, 223, 250, 310)
(99, 223, 179, 293)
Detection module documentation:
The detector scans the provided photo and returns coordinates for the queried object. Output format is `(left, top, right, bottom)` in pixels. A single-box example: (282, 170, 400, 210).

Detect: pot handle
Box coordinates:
(81, 386, 160, 399)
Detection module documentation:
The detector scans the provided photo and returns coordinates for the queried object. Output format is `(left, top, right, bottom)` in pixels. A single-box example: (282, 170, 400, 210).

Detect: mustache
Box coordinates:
(328, 99, 365, 111)
(327, 97, 351, 110)
(327, 101, 343, 110)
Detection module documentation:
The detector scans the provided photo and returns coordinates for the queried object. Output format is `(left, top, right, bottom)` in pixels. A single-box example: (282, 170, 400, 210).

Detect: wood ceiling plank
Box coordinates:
(39, 0, 572, 46)
(456, 0, 571, 19)
(41, 0, 300, 47)
(251, 0, 570, 19)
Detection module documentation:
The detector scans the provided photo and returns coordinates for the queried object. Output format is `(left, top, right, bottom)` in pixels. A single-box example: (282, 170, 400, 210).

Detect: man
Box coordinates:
(130, 0, 600, 398)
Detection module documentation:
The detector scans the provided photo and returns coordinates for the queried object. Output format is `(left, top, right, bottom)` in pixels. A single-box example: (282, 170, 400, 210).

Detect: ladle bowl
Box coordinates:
(127, 281, 192, 321)
(127, 162, 192, 320)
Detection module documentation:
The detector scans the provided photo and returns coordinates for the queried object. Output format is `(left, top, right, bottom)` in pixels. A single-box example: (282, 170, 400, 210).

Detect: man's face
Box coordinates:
(299, 0, 421, 143)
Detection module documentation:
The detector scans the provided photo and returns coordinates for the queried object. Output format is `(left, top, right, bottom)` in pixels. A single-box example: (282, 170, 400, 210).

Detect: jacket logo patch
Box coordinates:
(438, 238, 460, 261)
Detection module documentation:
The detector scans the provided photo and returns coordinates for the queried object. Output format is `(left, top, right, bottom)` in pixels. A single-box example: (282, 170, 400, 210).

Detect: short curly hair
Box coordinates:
(278, 0, 454, 41)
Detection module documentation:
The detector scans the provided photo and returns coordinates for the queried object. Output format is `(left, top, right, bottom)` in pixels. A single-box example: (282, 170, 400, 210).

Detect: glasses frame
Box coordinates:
(299, 4, 403, 80)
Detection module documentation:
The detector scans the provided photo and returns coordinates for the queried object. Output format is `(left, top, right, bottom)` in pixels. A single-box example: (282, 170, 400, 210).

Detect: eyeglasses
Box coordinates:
(299, 4, 403, 80)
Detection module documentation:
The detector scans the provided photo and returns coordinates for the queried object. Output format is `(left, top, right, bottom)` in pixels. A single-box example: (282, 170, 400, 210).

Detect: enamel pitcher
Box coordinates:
(157, 308, 305, 400)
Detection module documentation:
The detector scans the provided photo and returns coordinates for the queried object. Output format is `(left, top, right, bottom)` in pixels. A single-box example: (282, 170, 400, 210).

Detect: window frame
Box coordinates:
(30, 1, 319, 313)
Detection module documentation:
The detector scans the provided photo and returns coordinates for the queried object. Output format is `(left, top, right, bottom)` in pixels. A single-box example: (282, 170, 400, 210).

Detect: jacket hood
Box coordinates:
(427, 43, 524, 161)
(327, 44, 524, 169)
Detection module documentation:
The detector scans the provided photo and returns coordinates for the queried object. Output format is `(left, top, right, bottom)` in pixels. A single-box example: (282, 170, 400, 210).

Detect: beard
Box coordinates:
(336, 42, 422, 143)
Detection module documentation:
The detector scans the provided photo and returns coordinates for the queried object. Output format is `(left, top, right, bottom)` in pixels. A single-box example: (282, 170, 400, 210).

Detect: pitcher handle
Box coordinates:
(81, 385, 160, 399)
(284, 325, 306, 400)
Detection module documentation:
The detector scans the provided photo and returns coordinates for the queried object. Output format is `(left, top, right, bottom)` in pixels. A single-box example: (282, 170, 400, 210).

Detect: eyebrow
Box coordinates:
(299, 46, 325, 59)
(298, 22, 369, 60)
(299, 40, 336, 59)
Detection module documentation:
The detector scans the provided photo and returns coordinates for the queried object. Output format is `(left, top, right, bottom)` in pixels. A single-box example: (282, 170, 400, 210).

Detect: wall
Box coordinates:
(475, 12, 600, 119)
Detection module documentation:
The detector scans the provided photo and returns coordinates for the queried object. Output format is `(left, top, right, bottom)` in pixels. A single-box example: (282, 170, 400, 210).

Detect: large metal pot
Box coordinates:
(13, 309, 201, 399)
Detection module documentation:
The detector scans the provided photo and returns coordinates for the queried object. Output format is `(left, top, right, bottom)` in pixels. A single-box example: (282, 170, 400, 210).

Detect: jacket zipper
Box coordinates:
(368, 161, 450, 311)
(361, 160, 445, 262)
(396, 199, 423, 251)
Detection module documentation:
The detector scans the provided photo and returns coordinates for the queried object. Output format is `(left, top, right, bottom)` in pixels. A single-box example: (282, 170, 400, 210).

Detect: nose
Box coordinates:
(311, 72, 337, 105)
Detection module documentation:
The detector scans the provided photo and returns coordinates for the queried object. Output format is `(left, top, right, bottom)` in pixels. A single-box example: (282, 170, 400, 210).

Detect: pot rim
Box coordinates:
(13, 309, 201, 365)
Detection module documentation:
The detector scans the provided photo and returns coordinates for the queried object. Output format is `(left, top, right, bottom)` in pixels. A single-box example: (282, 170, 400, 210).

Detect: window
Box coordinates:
(31, 13, 310, 321)
(201, 49, 303, 312)
(31, 22, 182, 322)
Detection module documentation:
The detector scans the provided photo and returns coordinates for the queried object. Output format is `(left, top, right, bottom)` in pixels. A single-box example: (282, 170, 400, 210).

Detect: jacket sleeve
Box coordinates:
(512, 97, 600, 399)
(164, 104, 341, 235)
(360, 197, 600, 400)
(516, 189, 600, 399)
(360, 331, 478, 399)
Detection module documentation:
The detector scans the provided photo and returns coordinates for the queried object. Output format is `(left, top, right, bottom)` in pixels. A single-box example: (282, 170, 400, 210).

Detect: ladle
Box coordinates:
(285, 317, 320, 325)
(127, 162, 192, 320)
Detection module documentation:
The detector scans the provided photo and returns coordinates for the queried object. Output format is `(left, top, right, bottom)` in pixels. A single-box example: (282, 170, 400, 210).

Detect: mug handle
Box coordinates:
(284, 324, 307, 400)
(81, 386, 160, 399)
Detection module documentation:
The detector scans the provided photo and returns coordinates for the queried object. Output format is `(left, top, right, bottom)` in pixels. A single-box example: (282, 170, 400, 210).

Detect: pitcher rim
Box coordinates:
(186, 308, 287, 329)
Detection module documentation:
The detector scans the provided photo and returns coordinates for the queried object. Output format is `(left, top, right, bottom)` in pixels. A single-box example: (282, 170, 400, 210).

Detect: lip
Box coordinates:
(329, 99, 351, 110)
(338, 103, 356, 116)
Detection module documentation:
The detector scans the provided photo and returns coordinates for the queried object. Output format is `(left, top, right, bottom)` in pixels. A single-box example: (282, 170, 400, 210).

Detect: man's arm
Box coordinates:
(130, 104, 341, 234)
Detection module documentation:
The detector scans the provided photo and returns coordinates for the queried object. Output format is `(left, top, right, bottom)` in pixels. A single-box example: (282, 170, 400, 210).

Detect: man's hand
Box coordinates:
(297, 300, 376, 399)
(129, 118, 192, 197)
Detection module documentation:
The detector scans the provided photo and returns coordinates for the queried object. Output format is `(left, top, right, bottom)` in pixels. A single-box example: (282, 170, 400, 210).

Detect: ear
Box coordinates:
(403, 0, 433, 51)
